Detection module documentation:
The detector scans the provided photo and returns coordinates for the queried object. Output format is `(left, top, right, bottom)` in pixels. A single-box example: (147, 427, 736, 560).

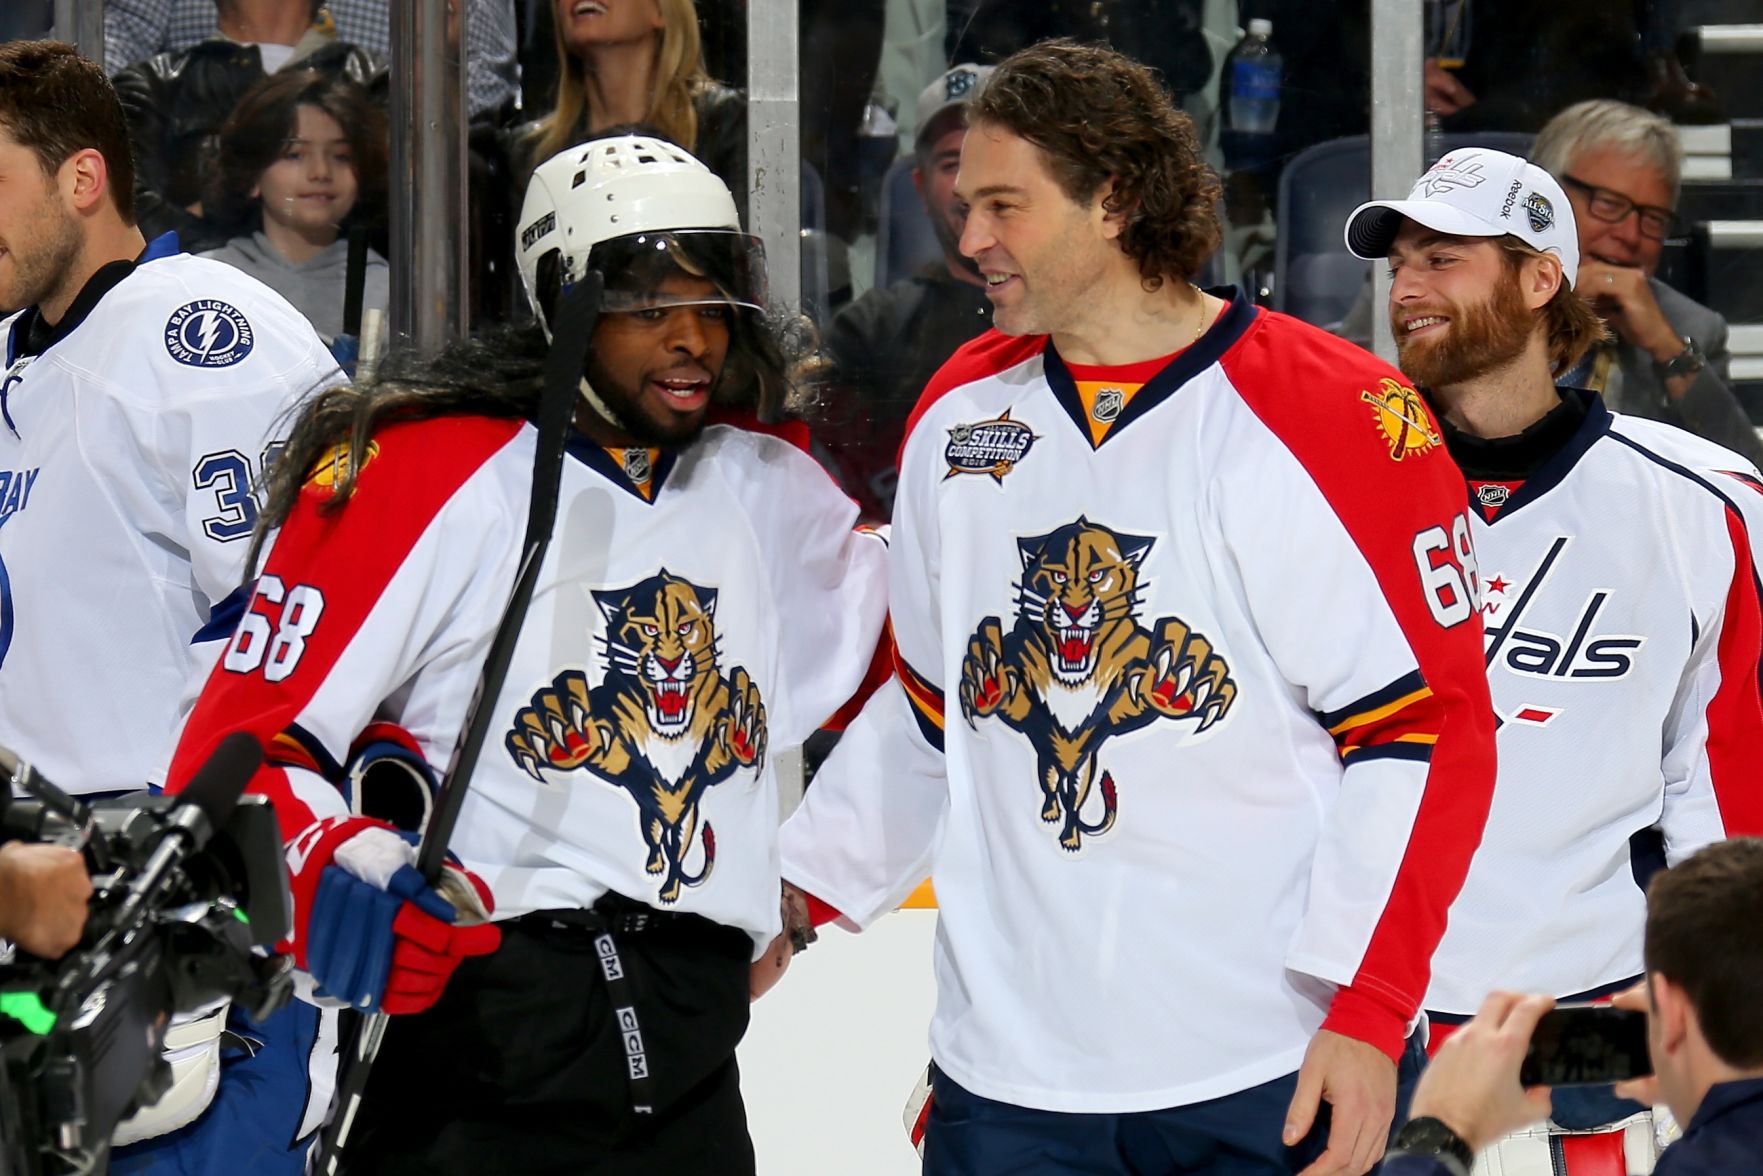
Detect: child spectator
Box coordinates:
(201, 70, 388, 348)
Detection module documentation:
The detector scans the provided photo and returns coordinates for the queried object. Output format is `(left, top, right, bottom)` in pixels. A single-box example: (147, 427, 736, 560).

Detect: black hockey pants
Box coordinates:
(343, 893, 757, 1175)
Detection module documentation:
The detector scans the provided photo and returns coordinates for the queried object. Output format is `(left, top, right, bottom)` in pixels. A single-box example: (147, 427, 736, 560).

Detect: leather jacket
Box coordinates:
(113, 37, 385, 252)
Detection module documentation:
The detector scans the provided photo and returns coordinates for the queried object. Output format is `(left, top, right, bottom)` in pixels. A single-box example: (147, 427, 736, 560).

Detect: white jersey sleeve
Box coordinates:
(778, 404, 950, 927)
(1642, 436, 1763, 858)
(171, 417, 533, 842)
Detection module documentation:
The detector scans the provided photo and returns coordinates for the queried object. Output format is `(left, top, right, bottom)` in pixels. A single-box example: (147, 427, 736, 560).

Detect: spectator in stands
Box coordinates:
(104, 0, 517, 119)
(815, 64, 994, 521)
(1337, 99, 1763, 466)
(112, 0, 383, 253)
(1534, 99, 1763, 466)
(200, 70, 388, 349)
(517, 0, 744, 205)
(1381, 837, 1763, 1175)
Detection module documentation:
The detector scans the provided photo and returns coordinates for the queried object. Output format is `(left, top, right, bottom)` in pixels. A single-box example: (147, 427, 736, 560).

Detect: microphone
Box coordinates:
(171, 731, 265, 853)
(111, 732, 264, 931)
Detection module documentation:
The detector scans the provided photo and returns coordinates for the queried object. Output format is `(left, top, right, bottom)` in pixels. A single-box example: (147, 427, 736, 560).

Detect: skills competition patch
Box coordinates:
(944, 409, 1037, 483)
(165, 300, 255, 368)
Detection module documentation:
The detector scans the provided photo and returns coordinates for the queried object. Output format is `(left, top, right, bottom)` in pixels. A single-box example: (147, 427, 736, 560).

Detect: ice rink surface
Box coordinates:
(741, 907, 940, 1175)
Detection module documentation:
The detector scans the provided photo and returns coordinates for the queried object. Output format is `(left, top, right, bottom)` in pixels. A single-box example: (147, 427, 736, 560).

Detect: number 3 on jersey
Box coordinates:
(1413, 513, 1482, 627)
(224, 574, 325, 681)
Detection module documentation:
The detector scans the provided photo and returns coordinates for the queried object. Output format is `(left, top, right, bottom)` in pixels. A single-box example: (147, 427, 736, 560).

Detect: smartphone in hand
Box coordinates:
(1520, 1005, 1652, 1087)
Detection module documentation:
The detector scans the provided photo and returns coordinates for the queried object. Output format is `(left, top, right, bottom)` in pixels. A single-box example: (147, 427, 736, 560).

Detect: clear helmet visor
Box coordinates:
(535, 229, 768, 324)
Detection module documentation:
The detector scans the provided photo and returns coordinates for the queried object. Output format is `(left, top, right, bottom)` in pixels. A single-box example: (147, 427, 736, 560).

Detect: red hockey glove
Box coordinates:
(285, 815, 499, 1014)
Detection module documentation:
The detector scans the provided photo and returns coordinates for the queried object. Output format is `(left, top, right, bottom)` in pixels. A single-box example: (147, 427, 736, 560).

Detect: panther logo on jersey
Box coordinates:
(506, 571, 765, 904)
(958, 518, 1236, 852)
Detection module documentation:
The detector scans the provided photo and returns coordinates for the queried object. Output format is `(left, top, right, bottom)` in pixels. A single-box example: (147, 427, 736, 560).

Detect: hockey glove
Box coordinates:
(286, 816, 500, 1014)
(344, 722, 438, 833)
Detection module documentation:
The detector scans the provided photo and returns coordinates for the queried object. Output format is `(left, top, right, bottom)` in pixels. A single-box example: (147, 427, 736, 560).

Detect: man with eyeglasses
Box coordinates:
(1531, 99, 1763, 466)
(1338, 101, 1762, 468)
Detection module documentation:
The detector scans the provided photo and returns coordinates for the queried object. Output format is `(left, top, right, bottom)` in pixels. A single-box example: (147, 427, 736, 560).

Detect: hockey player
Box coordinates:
(0, 40, 344, 1172)
(1346, 148, 1763, 1174)
(165, 134, 888, 1174)
(772, 40, 1497, 1176)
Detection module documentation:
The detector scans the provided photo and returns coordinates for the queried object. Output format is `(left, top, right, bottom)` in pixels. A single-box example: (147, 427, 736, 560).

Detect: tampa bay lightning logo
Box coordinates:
(164, 301, 255, 367)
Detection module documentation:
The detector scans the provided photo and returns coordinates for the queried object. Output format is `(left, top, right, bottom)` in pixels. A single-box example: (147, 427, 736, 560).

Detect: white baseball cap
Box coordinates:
(915, 64, 993, 148)
(1344, 148, 1580, 286)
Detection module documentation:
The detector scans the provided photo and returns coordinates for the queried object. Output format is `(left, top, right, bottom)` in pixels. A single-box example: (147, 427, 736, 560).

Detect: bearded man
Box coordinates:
(1346, 148, 1763, 1176)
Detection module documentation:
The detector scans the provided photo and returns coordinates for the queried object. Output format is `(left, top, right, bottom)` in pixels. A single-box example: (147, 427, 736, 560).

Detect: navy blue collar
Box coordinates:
(564, 433, 679, 503)
(4, 232, 181, 367)
(1041, 286, 1258, 449)
(1448, 388, 1612, 524)
(7, 259, 137, 365)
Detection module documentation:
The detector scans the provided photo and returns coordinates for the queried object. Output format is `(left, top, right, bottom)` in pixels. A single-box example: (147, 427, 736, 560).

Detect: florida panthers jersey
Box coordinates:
(780, 290, 1498, 1112)
(169, 417, 887, 955)
(0, 253, 340, 795)
(1425, 396, 1763, 1016)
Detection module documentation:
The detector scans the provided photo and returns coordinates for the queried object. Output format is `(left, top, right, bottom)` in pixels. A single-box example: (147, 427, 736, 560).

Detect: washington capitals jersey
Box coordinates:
(1425, 396, 1763, 1016)
(780, 290, 1498, 1112)
(168, 417, 887, 955)
(0, 254, 340, 794)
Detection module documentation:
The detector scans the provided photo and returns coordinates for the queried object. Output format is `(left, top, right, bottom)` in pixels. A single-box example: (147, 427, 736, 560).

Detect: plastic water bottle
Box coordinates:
(1226, 19, 1282, 136)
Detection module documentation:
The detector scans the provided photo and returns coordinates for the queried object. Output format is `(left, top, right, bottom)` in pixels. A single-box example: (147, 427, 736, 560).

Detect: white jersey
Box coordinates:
(781, 293, 1498, 1112)
(0, 253, 340, 794)
(170, 416, 887, 955)
(1426, 396, 1763, 1015)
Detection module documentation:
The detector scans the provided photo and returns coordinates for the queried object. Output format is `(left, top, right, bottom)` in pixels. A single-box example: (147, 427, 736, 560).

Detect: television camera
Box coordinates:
(0, 733, 293, 1175)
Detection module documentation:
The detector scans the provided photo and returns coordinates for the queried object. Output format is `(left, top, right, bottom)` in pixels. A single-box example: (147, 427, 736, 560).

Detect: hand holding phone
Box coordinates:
(1520, 1004, 1653, 1087)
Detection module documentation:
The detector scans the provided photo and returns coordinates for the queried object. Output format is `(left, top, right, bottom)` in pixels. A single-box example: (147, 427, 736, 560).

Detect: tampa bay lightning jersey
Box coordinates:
(1426, 394, 1763, 1015)
(0, 252, 340, 794)
(169, 416, 887, 955)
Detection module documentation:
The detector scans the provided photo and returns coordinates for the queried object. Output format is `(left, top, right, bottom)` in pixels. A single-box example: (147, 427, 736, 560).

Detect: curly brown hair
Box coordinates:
(968, 39, 1221, 291)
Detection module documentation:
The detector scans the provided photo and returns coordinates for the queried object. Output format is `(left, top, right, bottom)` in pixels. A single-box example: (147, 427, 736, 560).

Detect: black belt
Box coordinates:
(510, 894, 683, 1115)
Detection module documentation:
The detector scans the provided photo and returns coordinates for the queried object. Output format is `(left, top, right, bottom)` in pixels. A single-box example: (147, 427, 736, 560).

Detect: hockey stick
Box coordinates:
(312, 272, 605, 1173)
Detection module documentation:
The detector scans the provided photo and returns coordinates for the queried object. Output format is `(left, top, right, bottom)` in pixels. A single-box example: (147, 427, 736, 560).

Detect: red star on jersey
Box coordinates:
(1486, 575, 1510, 594)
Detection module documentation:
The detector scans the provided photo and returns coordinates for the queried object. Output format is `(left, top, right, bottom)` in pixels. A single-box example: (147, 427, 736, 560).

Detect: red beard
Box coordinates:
(1394, 276, 1534, 390)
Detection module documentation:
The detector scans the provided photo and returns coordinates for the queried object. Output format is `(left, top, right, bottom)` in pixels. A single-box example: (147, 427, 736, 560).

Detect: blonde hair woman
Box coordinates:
(521, 0, 745, 201)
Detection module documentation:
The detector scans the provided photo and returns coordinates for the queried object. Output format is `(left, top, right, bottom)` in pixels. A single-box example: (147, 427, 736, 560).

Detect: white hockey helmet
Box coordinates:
(515, 135, 767, 337)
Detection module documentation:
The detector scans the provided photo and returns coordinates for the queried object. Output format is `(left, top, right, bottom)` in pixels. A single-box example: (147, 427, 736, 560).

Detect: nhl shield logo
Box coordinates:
(1476, 483, 1510, 509)
(1091, 388, 1125, 423)
(165, 300, 255, 367)
(621, 448, 652, 483)
(945, 409, 1037, 483)
(1360, 377, 1441, 461)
